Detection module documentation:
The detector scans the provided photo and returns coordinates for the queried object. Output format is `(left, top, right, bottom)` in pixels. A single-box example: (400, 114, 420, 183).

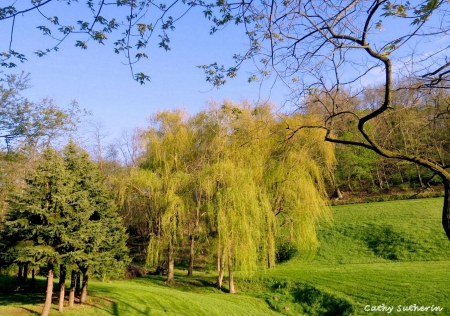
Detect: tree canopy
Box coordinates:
(0, 73, 81, 152)
(0, 142, 129, 315)
(113, 101, 333, 291)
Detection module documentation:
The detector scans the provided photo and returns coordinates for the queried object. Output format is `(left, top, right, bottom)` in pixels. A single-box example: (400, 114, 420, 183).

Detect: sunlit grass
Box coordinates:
(253, 198, 450, 315)
(1, 198, 449, 315)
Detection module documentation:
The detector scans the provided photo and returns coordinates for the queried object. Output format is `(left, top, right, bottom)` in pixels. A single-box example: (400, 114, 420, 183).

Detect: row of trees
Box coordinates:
(112, 101, 333, 291)
(0, 142, 129, 316)
(0, 75, 130, 316)
(316, 82, 450, 196)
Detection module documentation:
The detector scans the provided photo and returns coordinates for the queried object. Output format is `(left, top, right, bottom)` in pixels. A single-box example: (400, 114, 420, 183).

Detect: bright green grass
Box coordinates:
(253, 198, 450, 315)
(314, 198, 450, 263)
(90, 277, 281, 316)
(1, 198, 449, 315)
(0, 274, 281, 316)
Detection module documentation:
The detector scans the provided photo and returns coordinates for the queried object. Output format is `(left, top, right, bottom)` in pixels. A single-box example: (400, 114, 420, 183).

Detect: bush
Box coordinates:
(275, 242, 298, 263)
(126, 263, 147, 278)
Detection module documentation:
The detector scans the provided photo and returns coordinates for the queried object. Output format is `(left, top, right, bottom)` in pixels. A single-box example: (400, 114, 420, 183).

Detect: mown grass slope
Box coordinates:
(1, 198, 449, 315)
(253, 198, 450, 315)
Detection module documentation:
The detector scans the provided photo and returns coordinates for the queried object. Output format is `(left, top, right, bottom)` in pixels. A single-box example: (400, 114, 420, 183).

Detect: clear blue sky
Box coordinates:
(1, 2, 288, 143)
(2, 1, 445, 147)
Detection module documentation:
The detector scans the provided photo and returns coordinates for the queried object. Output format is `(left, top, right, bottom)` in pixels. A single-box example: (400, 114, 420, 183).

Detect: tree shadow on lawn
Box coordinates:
(0, 275, 117, 315)
(266, 280, 355, 316)
(0, 276, 46, 306)
(292, 284, 355, 316)
(91, 292, 155, 316)
(137, 273, 218, 293)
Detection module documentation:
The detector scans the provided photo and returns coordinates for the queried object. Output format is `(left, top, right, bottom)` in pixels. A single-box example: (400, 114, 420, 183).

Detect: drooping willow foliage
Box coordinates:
(112, 100, 334, 289)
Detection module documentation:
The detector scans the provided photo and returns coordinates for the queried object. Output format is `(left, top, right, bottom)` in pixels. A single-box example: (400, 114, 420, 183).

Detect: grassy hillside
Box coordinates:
(252, 198, 450, 315)
(1, 198, 449, 315)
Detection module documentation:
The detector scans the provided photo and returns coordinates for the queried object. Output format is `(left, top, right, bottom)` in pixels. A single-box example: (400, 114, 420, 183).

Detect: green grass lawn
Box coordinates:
(1, 198, 449, 315)
(252, 198, 450, 315)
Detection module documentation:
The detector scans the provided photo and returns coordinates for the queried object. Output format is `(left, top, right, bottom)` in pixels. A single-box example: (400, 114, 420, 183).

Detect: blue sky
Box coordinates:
(1, 1, 447, 150)
(1, 2, 288, 143)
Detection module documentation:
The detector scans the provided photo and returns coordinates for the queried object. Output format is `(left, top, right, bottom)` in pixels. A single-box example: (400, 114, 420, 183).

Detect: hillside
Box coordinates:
(254, 198, 450, 315)
(1, 198, 449, 315)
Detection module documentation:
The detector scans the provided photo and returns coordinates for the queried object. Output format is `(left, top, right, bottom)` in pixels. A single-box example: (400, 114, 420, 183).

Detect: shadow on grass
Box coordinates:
(0, 275, 46, 306)
(91, 291, 153, 316)
(264, 279, 355, 316)
(1, 275, 118, 315)
(132, 273, 218, 294)
(292, 284, 354, 316)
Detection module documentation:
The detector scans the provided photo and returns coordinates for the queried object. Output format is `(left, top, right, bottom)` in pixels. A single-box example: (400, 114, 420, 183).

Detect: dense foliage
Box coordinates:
(0, 142, 129, 315)
(112, 101, 333, 291)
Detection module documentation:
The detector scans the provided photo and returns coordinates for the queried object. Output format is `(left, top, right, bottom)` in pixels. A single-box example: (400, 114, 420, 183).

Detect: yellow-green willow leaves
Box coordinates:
(115, 101, 334, 291)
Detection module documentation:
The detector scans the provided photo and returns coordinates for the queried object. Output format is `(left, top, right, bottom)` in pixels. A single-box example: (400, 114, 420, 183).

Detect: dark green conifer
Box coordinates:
(1, 142, 129, 314)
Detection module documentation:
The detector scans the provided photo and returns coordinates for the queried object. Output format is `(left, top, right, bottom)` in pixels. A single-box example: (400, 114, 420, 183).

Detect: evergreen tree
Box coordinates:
(1, 143, 129, 315)
(3, 148, 69, 316)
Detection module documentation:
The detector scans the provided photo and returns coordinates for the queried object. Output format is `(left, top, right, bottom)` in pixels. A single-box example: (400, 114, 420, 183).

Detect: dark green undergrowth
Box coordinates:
(238, 277, 355, 316)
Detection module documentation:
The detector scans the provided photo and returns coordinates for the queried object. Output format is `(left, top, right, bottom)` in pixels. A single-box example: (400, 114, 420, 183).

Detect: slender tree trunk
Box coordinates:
(415, 163, 424, 188)
(41, 261, 54, 316)
(397, 165, 404, 184)
(442, 179, 450, 242)
(217, 249, 221, 272)
(166, 242, 175, 285)
(31, 268, 35, 289)
(75, 271, 81, 298)
(216, 248, 225, 290)
(69, 270, 76, 307)
(376, 166, 383, 189)
(17, 264, 24, 284)
(228, 249, 235, 294)
(80, 273, 88, 304)
(334, 187, 343, 200)
(347, 174, 354, 192)
(23, 263, 28, 283)
(187, 234, 195, 277)
(382, 166, 390, 190)
(58, 264, 66, 312)
(358, 175, 363, 190)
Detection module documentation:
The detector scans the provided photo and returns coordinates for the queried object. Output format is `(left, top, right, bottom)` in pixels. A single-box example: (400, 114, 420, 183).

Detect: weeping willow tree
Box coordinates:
(266, 113, 334, 255)
(198, 160, 273, 293)
(114, 100, 334, 291)
(192, 101, 334, 293)
(115, 110, 194, 284)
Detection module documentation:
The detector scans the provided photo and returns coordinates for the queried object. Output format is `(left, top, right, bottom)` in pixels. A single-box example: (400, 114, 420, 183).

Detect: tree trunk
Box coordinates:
(383, 167, 390, 190)
(80, 273, 88, 304)
(216, 249, 225, 290)
(397, 165, 404, 184)
(41, 261, 54, 316)
(376, 166, 383, 189)
(187, 235, 195, 277)
(442, 179, 450, 242)
(23, 263, 28, 283)
(17, 264, 24, 284)
(58, 264, 66, 312)
(166, 243, 175, 285)
(75, 271, 81, 298)
(347, 174, 354, 192)
(331, 187, 343, 200)
(31, 269, 35, 289)
(415, 163, 424, 188)
(228, 253, 235, 294)
(69, 270, 76, 307)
